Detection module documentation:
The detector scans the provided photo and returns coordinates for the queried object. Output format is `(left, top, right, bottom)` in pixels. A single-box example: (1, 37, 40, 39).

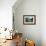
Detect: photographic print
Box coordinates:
(23, 15, 36, 25)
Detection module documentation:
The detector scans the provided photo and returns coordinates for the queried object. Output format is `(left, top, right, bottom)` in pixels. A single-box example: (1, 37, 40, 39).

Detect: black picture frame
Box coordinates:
(23, 15, 36, 25)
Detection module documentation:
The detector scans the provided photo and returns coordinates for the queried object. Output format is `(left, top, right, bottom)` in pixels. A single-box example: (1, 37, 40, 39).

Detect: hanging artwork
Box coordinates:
(23, 15, 36, 25)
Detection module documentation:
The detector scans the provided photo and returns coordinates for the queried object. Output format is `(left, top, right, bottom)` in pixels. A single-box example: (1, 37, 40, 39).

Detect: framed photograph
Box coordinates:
(23, 15, 36, 25)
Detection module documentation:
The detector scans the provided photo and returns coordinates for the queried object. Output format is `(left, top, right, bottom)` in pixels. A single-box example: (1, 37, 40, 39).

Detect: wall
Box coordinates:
(0, 0, 16, 30)
(41, 0, 46, 46)
(13, 0, 41, 46)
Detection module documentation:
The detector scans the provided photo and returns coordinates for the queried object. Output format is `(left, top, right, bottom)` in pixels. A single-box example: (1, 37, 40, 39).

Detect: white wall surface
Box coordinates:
(0, 0, 16, 29)
(13, 0, 46, 46)
(41, 0, 46, 46)
(13, 0, 41, 46)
